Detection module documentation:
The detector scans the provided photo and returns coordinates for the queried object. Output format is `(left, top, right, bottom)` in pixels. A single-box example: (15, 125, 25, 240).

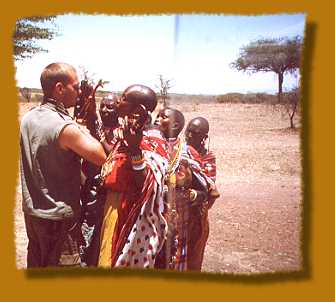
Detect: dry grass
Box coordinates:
(15, 101, 302, 274)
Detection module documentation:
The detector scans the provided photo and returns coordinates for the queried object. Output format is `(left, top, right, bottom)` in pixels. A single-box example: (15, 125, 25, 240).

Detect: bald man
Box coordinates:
(20, 62, 106, 268)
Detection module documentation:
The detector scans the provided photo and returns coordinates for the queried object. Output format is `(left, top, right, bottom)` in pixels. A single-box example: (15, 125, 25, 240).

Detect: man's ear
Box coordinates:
(54, 82, 64, 95)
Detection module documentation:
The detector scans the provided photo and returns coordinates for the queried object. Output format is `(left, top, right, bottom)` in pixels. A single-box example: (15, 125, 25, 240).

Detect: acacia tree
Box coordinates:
(13, 16, 58, 60)
(281, 86, 300, 128)
(231, 36, 302, 103)
(156, 74, 172, 107)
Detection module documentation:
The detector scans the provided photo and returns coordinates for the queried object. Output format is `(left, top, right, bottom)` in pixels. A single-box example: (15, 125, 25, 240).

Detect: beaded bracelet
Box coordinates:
(131, 158, 145, 165)
(130, 152, 146, 171)
(131, 155, 144, 162)
(132, 161, 146, 171)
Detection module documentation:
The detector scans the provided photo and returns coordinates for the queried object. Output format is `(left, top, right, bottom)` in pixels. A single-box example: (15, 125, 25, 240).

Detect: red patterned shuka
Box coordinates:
(181, 144, 220, 271)
(99, 127, 170, 269)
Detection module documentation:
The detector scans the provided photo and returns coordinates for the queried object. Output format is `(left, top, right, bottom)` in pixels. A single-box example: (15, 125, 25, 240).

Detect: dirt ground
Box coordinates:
(15, 101, 302, 274)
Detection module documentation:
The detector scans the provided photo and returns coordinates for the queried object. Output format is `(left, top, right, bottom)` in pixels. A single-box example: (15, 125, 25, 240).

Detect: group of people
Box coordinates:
(19, 62, 220, 271)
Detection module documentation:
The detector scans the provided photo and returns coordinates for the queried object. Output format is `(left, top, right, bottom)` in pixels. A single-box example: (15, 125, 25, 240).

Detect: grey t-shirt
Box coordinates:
(20, 101, 81, 221)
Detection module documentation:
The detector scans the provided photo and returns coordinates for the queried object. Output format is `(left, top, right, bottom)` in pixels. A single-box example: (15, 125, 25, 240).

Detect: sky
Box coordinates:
(14, 13, 306, 95)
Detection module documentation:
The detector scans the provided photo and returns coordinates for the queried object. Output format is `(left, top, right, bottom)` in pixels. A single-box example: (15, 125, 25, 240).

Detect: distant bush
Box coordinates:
(18, 88, 118, 103)
(276, 87, 301, 128)
(281, 89, 300, 105)
(33, 93, 44, 103)
(19, 87, 32, 102)
(216, 93, 244, 103)
(216, 92, 277, 104)
(18, 91, 43, 103)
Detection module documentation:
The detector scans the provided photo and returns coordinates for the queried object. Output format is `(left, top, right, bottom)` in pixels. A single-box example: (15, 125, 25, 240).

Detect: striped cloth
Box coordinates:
(182, 144, 219, 271)
(100, 127, 169, 269)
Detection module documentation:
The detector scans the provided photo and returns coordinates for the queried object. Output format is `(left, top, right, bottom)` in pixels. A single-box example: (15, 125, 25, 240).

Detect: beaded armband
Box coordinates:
(130, 152, 146, 171)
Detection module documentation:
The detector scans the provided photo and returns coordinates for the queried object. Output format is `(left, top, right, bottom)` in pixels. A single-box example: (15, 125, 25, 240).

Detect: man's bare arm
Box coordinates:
(59, 124, 106, 166)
